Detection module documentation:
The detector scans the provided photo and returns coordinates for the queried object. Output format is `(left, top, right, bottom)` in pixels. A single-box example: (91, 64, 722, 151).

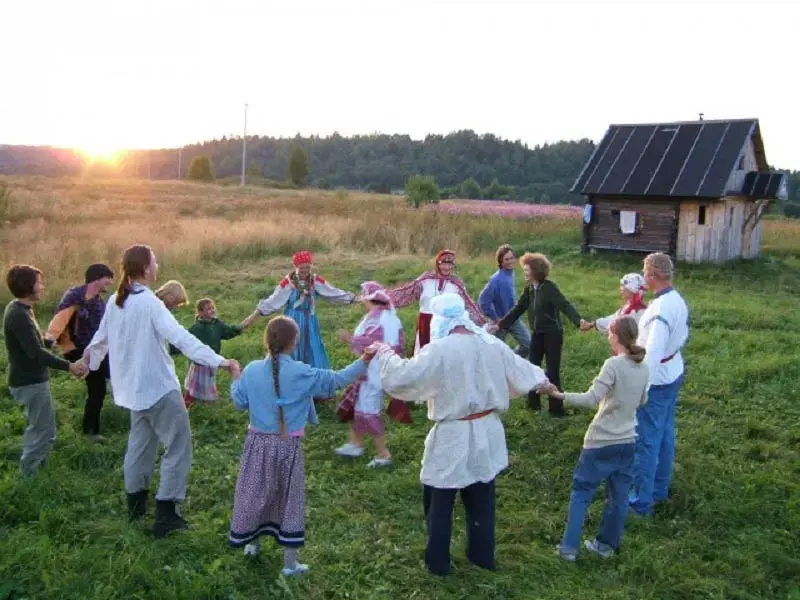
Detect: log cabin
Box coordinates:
(571, 118, 789, 262)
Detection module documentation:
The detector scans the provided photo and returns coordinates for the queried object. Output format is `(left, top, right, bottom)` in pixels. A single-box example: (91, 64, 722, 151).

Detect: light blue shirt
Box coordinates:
(231, 354, 367, 433)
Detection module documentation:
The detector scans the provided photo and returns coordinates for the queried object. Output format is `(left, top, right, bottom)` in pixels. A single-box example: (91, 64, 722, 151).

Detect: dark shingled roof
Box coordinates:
(571, 119, 767, 198)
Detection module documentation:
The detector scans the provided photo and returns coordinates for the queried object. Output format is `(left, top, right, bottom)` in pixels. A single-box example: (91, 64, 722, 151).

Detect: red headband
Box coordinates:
(292, 250, 313, 267)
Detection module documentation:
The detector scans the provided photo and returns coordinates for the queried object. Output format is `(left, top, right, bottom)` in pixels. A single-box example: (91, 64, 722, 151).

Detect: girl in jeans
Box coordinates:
(542, 316, 649, 560)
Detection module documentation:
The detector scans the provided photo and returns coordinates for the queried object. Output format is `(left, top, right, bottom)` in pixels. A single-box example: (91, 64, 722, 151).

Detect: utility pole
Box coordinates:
(240, 103, 248, 186)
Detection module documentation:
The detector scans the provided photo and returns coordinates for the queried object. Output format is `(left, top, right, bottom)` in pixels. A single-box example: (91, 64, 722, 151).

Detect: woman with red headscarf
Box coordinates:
(581, 273, 648, 334)
(255, 251, 356, 370)
(386, 249, 485, 354)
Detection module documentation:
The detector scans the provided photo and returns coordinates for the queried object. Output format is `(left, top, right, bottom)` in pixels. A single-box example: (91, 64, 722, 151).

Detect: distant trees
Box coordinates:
(288, 146, 309, 186)
(459, 177, 482, 200)
(406, 175, 440, 208)
(187, 156, 215, 182)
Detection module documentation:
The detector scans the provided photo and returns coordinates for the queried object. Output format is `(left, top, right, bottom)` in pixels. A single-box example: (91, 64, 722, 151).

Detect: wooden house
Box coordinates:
(571, 118, 789, 262)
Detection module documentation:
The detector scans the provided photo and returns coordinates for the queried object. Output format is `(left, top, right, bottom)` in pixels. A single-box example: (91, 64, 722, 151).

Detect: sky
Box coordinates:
(1, 0, 798, 168)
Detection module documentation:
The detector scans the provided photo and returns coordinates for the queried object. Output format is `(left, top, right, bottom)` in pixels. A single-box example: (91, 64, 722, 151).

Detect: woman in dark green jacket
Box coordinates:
(496, 253, 585, 416)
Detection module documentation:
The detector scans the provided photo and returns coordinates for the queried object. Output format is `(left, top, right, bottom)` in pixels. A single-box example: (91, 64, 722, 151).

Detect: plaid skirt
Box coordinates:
(228, 430, 305, 548)
(184, 363, 218, 401)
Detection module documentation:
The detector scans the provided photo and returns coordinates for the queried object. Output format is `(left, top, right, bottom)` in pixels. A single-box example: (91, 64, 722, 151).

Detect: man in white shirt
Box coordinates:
(629, 253, 689, 517)
(84, 245, 239, 537)
(375, 293, 548, 575)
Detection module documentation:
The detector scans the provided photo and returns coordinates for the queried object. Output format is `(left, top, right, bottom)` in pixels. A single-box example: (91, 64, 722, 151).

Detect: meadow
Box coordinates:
(0, 176, 799, 600)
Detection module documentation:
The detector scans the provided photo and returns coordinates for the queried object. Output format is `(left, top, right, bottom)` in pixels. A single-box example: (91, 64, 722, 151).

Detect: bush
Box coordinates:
(187, 156, 215, 182)
(783, 203, 800, 219)
(406, 175, 440, 208)
(288, 146, 309, 186)
(459, 177, 482, 199)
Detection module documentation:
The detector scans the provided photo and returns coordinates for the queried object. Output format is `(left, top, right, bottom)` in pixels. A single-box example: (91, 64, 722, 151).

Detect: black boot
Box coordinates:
(127, 490, 148, 521)
(153, 500, 189, 538)
(527, 390, 541, 411)
(548, 396, 566, 417)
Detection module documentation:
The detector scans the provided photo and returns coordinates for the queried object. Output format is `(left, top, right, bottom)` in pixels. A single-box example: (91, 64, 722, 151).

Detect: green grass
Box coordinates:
(2, 230, 800, 599)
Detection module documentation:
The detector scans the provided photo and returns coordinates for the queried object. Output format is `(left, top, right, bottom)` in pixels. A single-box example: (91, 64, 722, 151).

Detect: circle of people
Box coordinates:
(3, 243, 689, 577)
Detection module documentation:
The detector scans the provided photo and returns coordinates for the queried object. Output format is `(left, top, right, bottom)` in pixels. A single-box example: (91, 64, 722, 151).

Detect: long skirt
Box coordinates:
(284, 307, 330, 369)
(228, 430, 305, 548)
(413, 313, 433, 355)
(184, 363, 218, 401)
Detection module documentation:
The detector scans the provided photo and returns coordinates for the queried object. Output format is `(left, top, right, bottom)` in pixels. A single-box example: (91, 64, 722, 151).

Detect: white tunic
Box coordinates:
(418, 278, 464, 315)
(637, 288, 690, 387)
(595, 306, 646, 334)
(377, 334, 548, 488)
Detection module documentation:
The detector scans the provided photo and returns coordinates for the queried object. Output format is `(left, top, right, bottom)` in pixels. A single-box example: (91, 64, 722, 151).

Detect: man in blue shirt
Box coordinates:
(478, 244, 530, 357)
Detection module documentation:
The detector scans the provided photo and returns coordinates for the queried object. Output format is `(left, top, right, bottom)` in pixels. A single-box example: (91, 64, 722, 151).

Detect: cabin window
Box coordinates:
(737, 156, 745, 170)
(729, 206, 734, 224)
(698, 205, 707, 225)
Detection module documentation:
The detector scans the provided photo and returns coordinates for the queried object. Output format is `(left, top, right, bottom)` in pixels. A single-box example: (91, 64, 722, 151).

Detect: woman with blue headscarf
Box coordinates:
(372, 293, 549, 576)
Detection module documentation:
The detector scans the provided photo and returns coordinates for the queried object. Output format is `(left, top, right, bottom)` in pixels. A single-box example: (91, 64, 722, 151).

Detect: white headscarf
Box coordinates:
(430, 293, 499, 344)
(620, 273, 646, 294)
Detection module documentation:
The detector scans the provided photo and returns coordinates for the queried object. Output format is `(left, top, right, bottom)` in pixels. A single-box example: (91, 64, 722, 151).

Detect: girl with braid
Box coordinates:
(227, 316, 375, 576)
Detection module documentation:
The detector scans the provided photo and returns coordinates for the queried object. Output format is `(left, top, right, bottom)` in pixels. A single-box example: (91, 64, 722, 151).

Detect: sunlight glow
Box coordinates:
(79, 142, 124, 164)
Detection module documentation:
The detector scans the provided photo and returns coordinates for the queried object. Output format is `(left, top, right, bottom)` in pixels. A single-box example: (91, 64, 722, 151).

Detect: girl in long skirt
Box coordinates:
(228, 316, 374, 576)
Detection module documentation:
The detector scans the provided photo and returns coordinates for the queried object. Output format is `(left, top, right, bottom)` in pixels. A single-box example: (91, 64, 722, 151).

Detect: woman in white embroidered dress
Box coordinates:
(373, 293, 549, 576)
(386, 249, 485, 355)
(581, 273, 648, 334)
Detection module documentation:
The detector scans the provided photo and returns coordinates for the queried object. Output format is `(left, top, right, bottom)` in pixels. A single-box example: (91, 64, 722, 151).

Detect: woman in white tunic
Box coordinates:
(373, 293, 548, 575)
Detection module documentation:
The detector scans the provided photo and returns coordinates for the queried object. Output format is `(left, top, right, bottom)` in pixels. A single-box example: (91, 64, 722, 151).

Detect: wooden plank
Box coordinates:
(684, 201, 698, 262)
(677, 202, 689, 260)
(712, 202, 725, 262)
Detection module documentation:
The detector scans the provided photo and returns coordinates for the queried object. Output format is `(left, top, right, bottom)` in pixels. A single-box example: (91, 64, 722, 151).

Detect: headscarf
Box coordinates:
(429, 293, 499, 344)
(292, 250, 313, 267)
(620, 273, 647, 314)
(360, 281, 393, 309)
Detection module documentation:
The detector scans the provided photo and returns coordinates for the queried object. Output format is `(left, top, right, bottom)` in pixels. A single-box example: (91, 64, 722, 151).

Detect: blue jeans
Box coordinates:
(561, 443, 634, 552)
(629, 374, 684, 516)
(494, 319, 531, 357)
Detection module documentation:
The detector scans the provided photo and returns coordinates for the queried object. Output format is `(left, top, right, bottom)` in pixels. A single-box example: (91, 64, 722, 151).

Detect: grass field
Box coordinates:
(1, 176, 799, 600)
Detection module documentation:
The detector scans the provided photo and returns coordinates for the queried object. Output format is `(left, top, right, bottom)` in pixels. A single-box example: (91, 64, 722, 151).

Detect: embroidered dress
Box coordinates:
(257, 274, 355, 370)
(387, 272, 484, 354)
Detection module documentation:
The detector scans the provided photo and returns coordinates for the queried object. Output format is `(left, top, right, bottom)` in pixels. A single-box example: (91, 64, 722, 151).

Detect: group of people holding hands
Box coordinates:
(3, 241, 689, 577)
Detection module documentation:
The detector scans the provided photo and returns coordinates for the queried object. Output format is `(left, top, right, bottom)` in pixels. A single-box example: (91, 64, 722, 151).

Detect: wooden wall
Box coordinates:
(676, 196, 759, 262)
(725, 137, 758, 194)
(585, 197, 678, 255)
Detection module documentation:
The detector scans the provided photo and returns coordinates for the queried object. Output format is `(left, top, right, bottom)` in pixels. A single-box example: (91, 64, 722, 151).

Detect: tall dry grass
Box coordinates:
(0, 176, 577, 299)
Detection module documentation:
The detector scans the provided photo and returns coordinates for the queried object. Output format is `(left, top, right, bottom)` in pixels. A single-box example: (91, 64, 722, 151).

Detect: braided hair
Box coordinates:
(610, 316, 646, 363)
(265, 316, 299, 435)
(115, 245, 153, 308)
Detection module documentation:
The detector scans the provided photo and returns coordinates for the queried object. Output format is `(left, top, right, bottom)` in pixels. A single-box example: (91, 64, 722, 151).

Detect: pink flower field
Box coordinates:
(429, 199, 582, 220)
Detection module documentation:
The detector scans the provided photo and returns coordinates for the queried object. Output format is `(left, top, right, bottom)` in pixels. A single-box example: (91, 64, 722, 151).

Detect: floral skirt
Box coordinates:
(228, 430, 305, 548)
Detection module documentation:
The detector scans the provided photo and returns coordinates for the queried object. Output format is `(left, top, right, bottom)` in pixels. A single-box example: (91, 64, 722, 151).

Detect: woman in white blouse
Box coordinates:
(373, 293, 548, 575)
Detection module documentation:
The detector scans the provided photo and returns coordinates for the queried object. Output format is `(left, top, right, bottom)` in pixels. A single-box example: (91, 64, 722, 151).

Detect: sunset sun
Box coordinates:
(79, 142, 124, 163)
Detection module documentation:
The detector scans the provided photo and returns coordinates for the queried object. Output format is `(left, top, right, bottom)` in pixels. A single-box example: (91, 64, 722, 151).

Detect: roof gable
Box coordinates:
(572, 119, 762, 198)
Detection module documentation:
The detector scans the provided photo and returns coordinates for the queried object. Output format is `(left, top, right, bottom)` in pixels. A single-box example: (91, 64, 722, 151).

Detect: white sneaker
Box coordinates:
(335, 443, 365, 457)
(244, 541, 261, 556)
(367, 457, 392, 468)
(281, 563, 310, 577)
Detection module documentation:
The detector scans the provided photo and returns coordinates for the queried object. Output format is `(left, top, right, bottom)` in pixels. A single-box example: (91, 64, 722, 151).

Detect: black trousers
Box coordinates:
(65, 349, 110, 435)
(527, 330, 565, 414)
(423, 480, 495, 575)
